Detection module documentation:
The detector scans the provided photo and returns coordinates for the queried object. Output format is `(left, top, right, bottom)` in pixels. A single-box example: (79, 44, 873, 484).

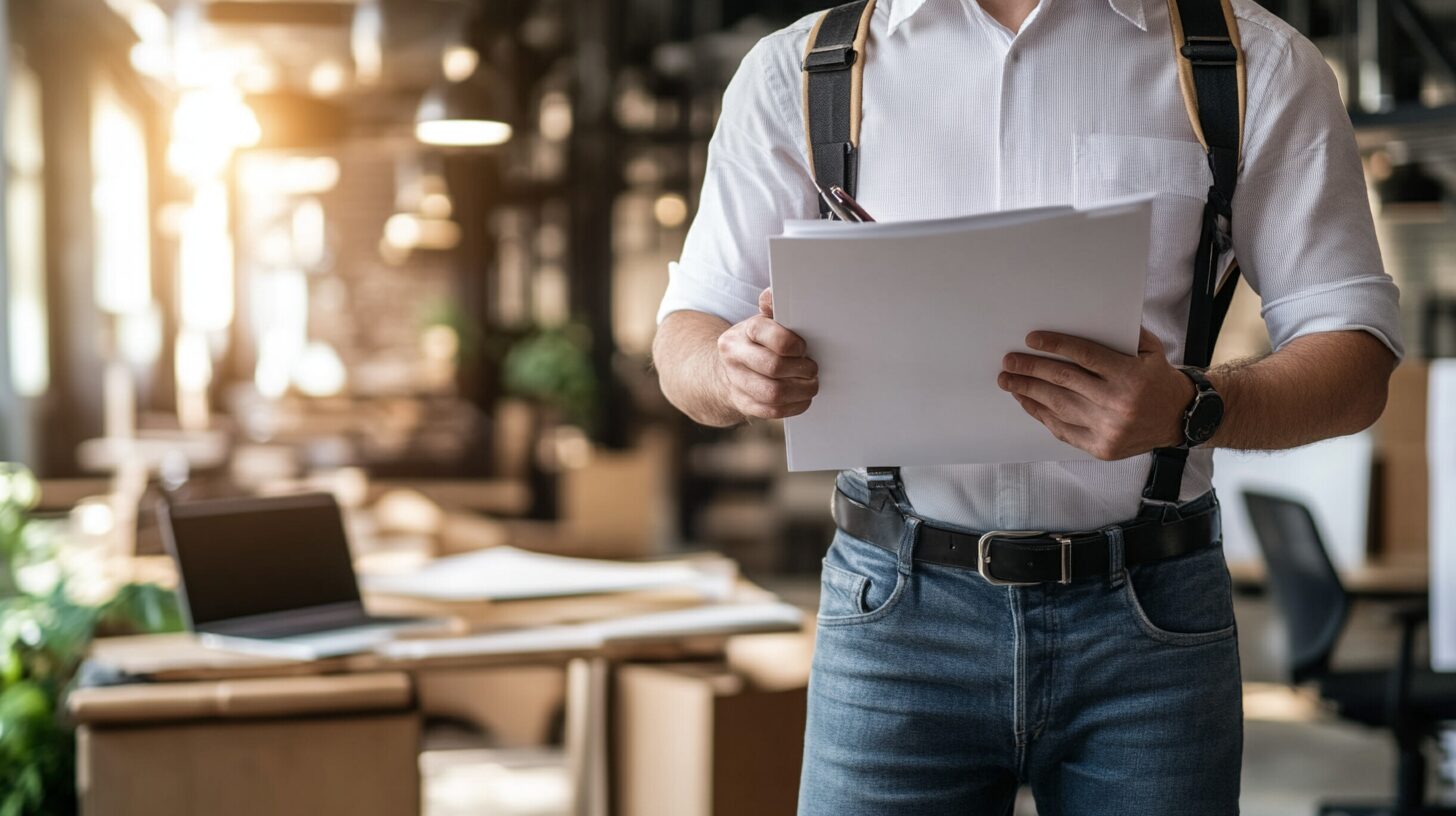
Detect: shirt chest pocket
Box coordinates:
(1073, 133, 1211, 206)
(1073, 133, 1212, 309)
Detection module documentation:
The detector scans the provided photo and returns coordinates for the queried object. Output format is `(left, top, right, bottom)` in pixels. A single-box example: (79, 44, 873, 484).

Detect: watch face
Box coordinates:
(1186, 393, 1225, 445)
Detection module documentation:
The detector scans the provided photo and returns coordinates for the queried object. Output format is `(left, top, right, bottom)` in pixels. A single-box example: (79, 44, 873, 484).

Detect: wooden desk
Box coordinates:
(77, 582, 803, 816)
(1227, 556, 1429, 599)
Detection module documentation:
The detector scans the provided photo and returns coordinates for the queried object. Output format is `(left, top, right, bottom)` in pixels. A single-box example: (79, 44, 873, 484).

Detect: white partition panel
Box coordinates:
(1212, 433, 1374, 572)
(1430, 361, 1456, 671)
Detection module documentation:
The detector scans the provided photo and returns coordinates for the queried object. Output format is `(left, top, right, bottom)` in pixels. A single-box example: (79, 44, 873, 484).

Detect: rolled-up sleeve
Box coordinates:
(1232, 33, 1404, 358)
(656, 31, 819, 327)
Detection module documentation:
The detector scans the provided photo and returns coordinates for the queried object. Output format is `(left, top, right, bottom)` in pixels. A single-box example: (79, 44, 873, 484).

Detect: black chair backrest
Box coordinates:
(1242, 490, 1351, 684)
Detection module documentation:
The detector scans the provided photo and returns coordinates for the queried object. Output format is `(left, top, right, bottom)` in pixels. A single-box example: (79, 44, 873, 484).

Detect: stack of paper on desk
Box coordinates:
(769, 195, 1152, 470)
(360, 546, 731, 602)
(374, 601, 805, 661)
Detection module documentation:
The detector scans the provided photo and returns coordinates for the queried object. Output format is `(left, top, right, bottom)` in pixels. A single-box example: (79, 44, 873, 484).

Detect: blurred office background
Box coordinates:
(0, 0, 1453, 814)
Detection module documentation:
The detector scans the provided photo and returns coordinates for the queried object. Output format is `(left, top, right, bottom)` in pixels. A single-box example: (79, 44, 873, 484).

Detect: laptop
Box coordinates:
(159, 492, 443, 660)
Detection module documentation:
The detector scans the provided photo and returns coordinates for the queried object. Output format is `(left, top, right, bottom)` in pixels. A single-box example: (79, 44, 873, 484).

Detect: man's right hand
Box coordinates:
(714, 288, 819, 420)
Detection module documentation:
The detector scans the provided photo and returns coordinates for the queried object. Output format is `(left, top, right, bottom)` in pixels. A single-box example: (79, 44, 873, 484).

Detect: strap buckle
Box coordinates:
(1180, 35, 1237, 66)
(802, 44, 857, 73)
(1202, 195, 1234, 257)
(976, 530, 1046, 586)
(1213, 213, 1233, 254)
(1138, 497, 1184, 524)
(865, 467, 901, 494)
(1055, 534, 1074, 584)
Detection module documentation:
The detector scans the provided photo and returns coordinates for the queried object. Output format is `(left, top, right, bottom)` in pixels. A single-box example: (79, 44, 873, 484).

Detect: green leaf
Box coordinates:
(97, 583, 183, 636)
(0, 647, 20, 686)
(0, 682, 52, 758)
(18, 764, 41, 801)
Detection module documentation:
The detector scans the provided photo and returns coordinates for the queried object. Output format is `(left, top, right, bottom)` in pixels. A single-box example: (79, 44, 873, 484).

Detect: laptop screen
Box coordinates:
(162, 493, 362, 628)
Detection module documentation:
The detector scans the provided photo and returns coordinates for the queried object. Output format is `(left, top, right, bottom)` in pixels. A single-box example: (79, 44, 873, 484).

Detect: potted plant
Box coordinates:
(497, 322, 599, 519)
(501, 321, 598, 432)
(0, 464, 182, 816)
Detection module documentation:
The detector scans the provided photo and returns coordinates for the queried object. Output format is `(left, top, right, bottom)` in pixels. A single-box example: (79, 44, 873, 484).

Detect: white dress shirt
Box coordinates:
(657, 0, 1404, 531)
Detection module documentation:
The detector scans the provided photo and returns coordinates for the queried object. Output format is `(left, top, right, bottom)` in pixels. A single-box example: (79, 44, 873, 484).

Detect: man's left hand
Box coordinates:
(997, 328, 1197, 461)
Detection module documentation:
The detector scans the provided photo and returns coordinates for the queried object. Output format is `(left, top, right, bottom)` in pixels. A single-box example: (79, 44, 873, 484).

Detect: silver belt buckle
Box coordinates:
(976, 531, 1077, 586)
(976, 530, 1043, 586)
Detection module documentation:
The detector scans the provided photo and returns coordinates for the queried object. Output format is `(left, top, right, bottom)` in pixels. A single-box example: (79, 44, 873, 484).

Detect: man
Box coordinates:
(653, 0, 1402, 812)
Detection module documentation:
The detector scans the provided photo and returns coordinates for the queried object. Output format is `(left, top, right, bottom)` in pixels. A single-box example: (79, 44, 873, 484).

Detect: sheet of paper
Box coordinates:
(769, 196, 1152, 470)
(588, 601, 804, 640)
(359, 546, 718, 602)
(373, 602, 804, 661)
(376, 625, 607, 660)
(782, 205, 1072, 239)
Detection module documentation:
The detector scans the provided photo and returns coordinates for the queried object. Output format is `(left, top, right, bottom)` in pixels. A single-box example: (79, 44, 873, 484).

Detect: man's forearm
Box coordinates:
(1207, 330, 1396, 451)
(652, 311, 742, 427)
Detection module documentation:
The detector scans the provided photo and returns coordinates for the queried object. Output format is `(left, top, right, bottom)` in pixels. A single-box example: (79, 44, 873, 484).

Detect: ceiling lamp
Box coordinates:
(441, 45, 479, 83)
(415, 61, 513, 148)
(384, 213, 460, 252)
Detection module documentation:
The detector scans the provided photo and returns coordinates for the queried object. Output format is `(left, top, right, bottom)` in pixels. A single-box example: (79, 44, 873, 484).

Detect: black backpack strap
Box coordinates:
(866, 466, 912, 515)
(1144, 0, 1246, 512)
(1170, 0, 1244, 370)
(801, 0, 876, 218)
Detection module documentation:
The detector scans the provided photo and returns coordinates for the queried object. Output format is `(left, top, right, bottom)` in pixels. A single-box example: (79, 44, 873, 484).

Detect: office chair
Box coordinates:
(1243, 490, 1456, 816)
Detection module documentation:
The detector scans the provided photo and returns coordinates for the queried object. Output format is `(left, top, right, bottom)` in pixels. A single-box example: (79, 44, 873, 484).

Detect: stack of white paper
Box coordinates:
(360, 546, 727, 602)
(769, 195, 1152, 470)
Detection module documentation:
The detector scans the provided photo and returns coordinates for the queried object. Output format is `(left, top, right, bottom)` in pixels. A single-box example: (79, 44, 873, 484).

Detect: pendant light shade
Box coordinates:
(415, 63, 513, 147)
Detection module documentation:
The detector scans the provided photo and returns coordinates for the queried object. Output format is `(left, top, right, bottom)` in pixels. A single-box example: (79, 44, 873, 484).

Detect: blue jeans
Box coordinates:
(798, 474, 1242, 816)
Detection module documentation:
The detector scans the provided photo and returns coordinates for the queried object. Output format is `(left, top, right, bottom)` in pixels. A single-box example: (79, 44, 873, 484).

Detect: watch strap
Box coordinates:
(1177, 366, 1222, 447)
(1178, 365, 1214, 393)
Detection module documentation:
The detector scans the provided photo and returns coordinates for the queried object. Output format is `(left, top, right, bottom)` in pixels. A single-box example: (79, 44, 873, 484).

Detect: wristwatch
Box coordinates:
(1177, 366, 1224, 447)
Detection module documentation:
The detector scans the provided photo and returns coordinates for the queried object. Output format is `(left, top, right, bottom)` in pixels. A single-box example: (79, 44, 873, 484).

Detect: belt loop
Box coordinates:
(1104, 525, 1126, 589)
(896, 517, 920, 577)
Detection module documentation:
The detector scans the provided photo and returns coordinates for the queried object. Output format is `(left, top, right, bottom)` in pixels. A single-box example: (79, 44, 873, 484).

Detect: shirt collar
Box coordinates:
(885, 0, 932, 34)
(885, 0, 1148, 36)
(1106, 0, 1148, 30)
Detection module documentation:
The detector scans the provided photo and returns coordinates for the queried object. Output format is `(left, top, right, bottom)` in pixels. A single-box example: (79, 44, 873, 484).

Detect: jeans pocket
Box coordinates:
(816, 530, 907, 627)
(1120, 542, 1237, 646)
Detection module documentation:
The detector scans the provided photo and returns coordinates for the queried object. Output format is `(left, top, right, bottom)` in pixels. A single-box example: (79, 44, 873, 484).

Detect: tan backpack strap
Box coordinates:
(1167, 0, 1245, 160)
(801, 0, 876, 217)
(847, 0, 875, 147)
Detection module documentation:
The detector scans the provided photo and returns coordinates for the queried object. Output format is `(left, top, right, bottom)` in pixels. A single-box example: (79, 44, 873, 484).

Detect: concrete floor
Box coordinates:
(421, 585, 1446, 815)
(1231, 591, 1439, 816)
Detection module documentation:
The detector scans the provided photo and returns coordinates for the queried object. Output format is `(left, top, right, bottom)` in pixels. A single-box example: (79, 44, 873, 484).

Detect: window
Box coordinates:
(91, 73, 151, 317)
(6, 54, 47, 397)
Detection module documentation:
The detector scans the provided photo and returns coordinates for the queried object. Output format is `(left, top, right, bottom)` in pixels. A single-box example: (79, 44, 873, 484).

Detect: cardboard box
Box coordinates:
(1375, 362, 1429, 447)
(613, 661, 808, 816)
(73, 673, 420, 816)
(558, 430, 672, 559)
(1371, 362, 1431, 562)
(416, 665, 565, 746)
(1377, 443, 1430, 563)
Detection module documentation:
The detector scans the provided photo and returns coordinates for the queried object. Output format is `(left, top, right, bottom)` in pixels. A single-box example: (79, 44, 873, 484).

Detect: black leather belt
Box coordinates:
(832, 489, 1220, 585)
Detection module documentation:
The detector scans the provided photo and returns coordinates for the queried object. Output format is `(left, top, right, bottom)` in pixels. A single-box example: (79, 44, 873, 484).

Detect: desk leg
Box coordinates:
(565, 656, 609, 816)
